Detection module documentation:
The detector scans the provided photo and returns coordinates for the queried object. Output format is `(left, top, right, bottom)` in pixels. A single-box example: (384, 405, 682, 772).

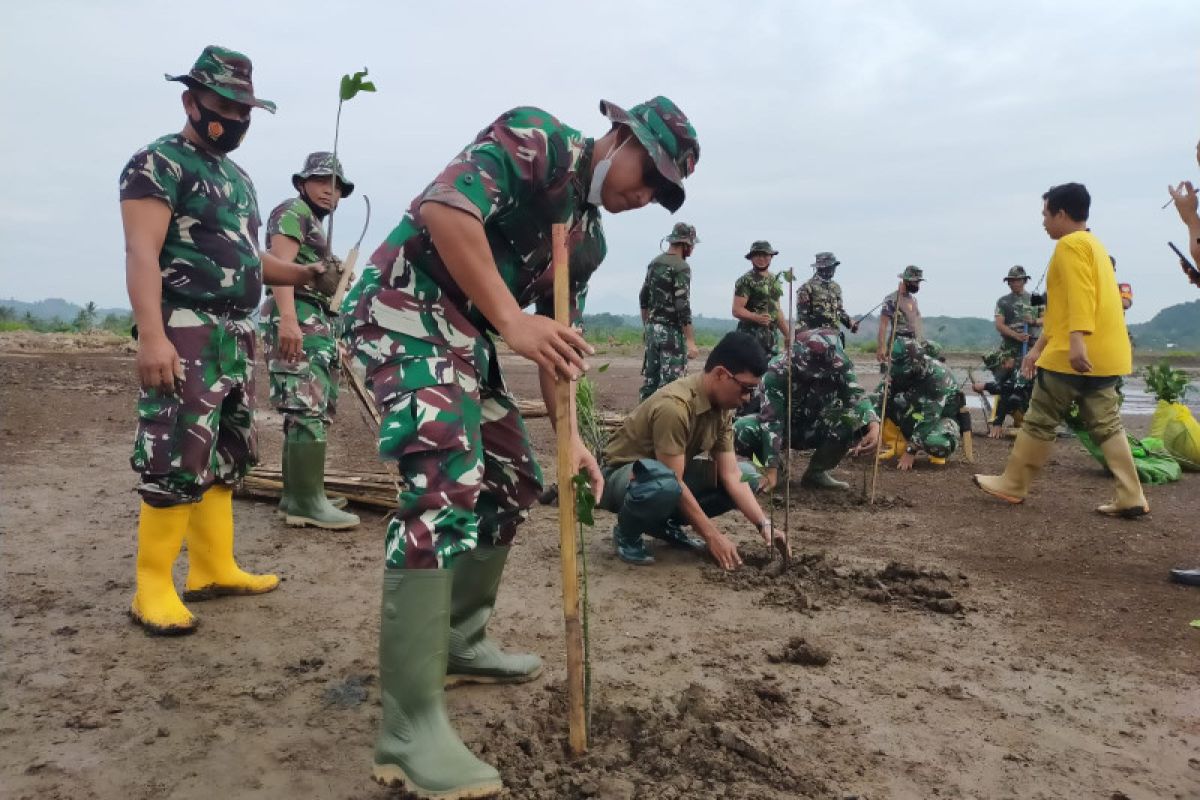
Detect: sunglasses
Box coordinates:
(722, 368, 760, 397)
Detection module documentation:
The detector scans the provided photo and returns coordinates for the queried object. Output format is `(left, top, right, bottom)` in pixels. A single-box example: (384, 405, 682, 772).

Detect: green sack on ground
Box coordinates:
(1075, 431, 1181, 485)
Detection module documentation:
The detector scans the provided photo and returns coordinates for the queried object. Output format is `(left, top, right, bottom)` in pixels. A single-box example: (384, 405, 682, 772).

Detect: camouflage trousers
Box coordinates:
(732, 410, 860, 469)
(131, 305, 258, 508)
(736, 320, 778, 358)
(640, 322, 687, 401)
(883, 395, 960, 458)
(261, 296, 339, 442)
(347, 278, 543, 570)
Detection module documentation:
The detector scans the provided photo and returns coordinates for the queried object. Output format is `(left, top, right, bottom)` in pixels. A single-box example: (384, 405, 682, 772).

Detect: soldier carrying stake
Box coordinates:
(733, 240, 789, 358)
(343, 97, 699, 798)
(638, 222, 700, 400)
(119, 46, 324, 636)
(261, 152, 361, 529)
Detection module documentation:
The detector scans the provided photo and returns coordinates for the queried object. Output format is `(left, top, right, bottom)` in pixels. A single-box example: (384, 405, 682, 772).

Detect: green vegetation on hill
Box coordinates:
(0, 299, 132, 336)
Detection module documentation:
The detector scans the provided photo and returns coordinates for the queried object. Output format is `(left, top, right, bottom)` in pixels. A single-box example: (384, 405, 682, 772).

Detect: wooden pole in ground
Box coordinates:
(782, 271, 794, 563)
(869, 280, 905, 505)
(552, 223, 588, 756)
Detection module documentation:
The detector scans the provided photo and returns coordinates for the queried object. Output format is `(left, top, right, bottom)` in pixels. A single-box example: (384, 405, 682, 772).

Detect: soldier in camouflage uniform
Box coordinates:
(119, 46, 323, 636)
(344, 98, 699, 797)
(733, 328, 880, 491)
(638, 222, 699, 400)
(733, 240, 789, 357)
(876, 265, 926, 364)
(795, 252, 859, 343)
(871, 337, 960, 470)
(261, 152, 360, 529)
(976, 265, 1040, 436)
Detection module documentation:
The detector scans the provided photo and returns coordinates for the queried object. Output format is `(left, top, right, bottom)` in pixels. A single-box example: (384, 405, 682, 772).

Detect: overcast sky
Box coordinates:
(2, 0, 1197, 323)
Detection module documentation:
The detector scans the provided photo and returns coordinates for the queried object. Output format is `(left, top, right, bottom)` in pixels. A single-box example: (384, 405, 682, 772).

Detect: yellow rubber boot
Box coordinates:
(973, 431, 1054, 504)
(877, 419, 904, 460)
(130, 502, 198, 635)
(184, 486, 279, 600)
(1096, 435, 1150, 518)
(929, 455, 947, 466)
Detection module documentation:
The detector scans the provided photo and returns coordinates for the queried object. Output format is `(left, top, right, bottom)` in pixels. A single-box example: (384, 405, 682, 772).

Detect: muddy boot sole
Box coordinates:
(371, 764, 502, 799)
(444, 663, 544, 688)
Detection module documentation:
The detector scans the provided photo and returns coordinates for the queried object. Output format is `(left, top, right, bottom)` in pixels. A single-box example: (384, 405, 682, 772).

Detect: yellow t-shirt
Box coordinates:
(603, 374, 734, 468)
(1035, 230, 1132, 377)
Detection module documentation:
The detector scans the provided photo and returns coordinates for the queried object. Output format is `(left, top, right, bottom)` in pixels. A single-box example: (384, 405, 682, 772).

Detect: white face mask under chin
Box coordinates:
(588, 137, 628, 207)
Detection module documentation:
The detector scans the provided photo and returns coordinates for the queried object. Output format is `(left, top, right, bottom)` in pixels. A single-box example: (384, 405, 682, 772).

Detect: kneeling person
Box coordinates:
(873, 339, 960, 470)
(734, 328, 880, 491)
(600, 332, 778, 569)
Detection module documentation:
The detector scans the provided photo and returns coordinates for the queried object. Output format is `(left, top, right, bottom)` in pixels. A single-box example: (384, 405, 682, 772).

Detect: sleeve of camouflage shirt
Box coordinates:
(639, 266, 651, 312)
(754, 365, 788, 468)
(880, 292, 895, 320)
(673, 262, 692, 327)
(733, 273, 751, 298)
(270, 200, 308, 245)
(837, 285, 851, 328)
(993, 296, 1005, 319)
(119, 143, 180, 208)
(836, 360, 880, 428)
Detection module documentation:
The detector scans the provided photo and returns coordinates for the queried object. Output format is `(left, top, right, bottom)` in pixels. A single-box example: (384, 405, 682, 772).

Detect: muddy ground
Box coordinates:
(2, 337, 1198, 800)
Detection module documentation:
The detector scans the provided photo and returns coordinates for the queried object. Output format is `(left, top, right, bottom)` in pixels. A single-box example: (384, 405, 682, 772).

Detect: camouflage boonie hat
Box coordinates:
(599, 96, 699, 214)
(812, 252, 840, 269)
(1003, 265, 1029, 282)
(292, 151, 355, 197)
(165, 45, 276, 113)
(665, 222, 698, 245)
(744, 240, 779, 259)
(898, 265, 925, 282)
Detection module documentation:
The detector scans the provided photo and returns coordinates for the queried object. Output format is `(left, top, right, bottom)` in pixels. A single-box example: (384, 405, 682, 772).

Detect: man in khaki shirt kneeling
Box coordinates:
(600, 332, 783, 569)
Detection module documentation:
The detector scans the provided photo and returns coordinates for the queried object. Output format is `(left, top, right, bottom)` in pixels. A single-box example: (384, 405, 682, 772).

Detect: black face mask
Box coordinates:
(817, 267, 836, 280)
(190, 101, 250, 153)
(905, 281, 921, 294)
(300, 187, 331, 220)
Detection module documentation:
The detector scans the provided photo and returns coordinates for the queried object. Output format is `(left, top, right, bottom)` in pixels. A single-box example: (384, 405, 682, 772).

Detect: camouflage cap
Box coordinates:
(922, 418, 960, 458)
(744, 240, 779, 259)
(665, 222, 699, 245)
(812, 252, 840, 269)
(898, 265, 925, 282)
(165, 45, 276, 114)
(292, 151, 355, 197)
(1003, 265, 1029, 282)
(599, 97, 699, 213)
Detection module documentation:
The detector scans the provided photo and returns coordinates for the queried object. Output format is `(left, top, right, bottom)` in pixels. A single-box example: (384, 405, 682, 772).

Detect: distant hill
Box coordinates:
(1127, 300, 1200, 350)
(1, 297, 129, 322)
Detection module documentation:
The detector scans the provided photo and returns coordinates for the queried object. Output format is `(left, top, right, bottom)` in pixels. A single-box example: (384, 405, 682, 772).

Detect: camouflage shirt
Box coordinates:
(733, 269, 782, 325)
(638, 253, 692, 327)
(266, 197, 331, 304)
(752, 329, 877, 467)
(993, 291, 1036, 346)
(361, 107, 605, 335)
(796, 276, 850, 331)
(119, 134, 262, 313)
(880, 290, 921, 337)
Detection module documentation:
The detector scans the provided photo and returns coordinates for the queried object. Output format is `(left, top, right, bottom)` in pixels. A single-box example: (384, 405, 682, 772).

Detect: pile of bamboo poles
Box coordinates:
(238, 467, 396, 509)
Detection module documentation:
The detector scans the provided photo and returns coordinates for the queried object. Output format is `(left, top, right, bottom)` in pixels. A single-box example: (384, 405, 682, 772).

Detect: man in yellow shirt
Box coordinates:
(974, 183, 1147, 518)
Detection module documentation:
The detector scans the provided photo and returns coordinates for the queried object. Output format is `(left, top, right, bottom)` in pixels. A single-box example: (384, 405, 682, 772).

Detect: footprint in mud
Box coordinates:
(322, 674, 373, 709)
(767, 637, 832, 667)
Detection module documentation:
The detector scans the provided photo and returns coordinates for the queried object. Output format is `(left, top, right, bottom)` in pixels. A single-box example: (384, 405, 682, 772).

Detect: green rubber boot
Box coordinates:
(284, 438, 360, 530)
(276, 433, 347, 518)
(446, 546, 543, 687)
(800, 441, 851, 490)
(372, 570, 503, 798)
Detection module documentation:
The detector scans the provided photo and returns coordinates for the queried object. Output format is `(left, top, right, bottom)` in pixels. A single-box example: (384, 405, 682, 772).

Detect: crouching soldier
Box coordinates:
(872, 338, 961, 470)
(733, 328, 880, 491)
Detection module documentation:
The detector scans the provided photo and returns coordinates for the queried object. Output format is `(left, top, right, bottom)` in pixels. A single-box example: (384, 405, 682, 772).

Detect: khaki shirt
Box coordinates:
(604, 374, 734, 467)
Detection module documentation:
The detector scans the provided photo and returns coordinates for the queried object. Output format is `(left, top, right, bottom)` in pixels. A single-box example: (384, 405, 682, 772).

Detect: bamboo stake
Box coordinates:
(869, 280, 905, 504)
(552, 223, 588, 756)
(782, 271, 794, 563)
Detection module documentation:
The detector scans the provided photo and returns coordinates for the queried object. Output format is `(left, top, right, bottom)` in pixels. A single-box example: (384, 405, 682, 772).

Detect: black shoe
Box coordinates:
(612, 526, 655, 566)
(1169, 568, 1200, 587)
(651, 520, 707, 552)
